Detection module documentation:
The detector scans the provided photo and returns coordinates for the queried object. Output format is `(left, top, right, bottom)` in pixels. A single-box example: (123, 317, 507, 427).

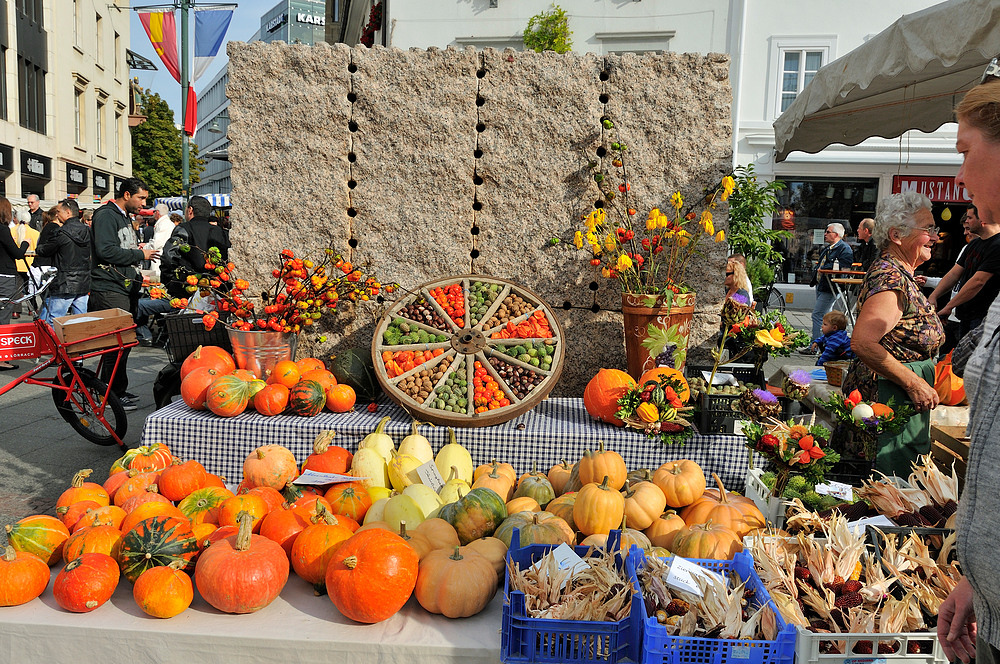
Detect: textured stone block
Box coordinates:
(226, 43, 731, 393)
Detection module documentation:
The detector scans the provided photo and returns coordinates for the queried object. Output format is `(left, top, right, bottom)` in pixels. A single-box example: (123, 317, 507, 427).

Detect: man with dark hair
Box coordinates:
(35, 198, 91, 321)
(160, 195, 229, 300)
(89, 177, 158, 410)
(26, 194, 42, 231)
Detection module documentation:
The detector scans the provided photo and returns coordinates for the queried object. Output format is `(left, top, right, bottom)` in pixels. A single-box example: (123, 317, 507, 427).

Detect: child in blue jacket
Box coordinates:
(812, 310, 855, 366)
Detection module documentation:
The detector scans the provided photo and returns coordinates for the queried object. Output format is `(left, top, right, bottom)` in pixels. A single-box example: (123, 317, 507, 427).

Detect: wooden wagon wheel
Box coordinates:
(372, 275, 565, 427)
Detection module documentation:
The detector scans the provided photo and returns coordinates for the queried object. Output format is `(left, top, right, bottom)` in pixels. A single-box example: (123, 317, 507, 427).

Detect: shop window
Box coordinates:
(773, 177, 878, 284)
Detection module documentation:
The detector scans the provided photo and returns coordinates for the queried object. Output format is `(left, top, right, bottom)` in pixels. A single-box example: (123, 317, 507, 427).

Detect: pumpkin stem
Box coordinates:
(167, 560, 186, 571)
(256, 448, 267, 460)
(448, 427, 458, 446)
(450, 545, 463, 561)
(598, 440, 606, 452)
(560, 458, 570, 470)
(623, 480, 634, 498)
(375, 415, 391, 435)
(235, 511, 254, 551)
(711, 473, 729, 504)
(71, 469, 93, 488)
(398, 521, 410, 539)
(2, 546, 14, 562)
(598, 476, 611, 491)
(312, 430, 335, 454)
(343, 555, 358, 570)
(448, 465, 460, 482)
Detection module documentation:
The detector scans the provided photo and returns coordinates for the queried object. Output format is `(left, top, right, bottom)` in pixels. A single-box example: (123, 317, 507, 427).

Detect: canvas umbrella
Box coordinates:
(773, 0, 1000, 162)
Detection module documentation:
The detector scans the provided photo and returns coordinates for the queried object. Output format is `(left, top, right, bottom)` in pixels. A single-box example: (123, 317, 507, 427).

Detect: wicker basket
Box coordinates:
(824, 361, 850, 387)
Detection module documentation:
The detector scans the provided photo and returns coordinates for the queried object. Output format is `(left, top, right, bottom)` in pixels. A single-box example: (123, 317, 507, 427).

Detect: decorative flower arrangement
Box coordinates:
(573, 115, 734, 297)
(819, 390, 914, 461)
(738, 387, 782, 421)
(614, 370, 695, 445)
(156, 245, 393, 337)
(782, 370, 812, 401)
(743, 418, 841, 498)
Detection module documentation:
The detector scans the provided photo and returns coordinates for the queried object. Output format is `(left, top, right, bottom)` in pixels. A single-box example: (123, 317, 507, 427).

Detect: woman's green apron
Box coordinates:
(875, 357, 935, 477)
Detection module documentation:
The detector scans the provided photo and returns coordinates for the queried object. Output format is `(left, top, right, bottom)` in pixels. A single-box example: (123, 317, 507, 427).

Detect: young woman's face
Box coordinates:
(957, 122, 1000, 222)
(724, 263, 736, 289)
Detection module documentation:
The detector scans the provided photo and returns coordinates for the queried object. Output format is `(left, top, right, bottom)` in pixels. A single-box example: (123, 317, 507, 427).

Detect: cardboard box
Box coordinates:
(53, 308, 136, 354)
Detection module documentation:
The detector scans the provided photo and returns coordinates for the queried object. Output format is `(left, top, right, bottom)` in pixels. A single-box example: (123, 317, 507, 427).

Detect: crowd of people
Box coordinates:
(0, 179, 231, 411)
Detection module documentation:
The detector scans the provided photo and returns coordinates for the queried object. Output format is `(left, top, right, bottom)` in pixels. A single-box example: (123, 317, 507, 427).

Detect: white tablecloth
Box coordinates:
(0, 573, 502, 664)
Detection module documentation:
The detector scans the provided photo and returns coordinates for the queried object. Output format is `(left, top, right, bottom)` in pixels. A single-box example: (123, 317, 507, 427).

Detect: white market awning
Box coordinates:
(154, 193, 231, 211)
(773, 0, 1000, 162)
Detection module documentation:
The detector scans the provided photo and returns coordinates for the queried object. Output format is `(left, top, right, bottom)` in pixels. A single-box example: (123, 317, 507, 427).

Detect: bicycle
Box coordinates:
(0, 277, 136, 449)
(753, 283, 786, 315)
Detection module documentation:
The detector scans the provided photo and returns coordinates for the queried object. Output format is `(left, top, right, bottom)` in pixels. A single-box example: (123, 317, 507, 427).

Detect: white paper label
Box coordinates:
(529, 543, 590, 587)
(733, 420, 748, 435)
(664, 556, 727, 597)
(815, 481, 854, 500)
(293, 470, 359, 486)
(846, 515, 895, 535)
(415, 460, 445, 492)
(813, 228, 825, 244)
(702, 371, 738, 386)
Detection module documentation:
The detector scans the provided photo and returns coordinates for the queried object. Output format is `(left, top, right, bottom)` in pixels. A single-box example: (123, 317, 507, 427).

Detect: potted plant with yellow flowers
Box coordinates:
(574, 115, 734, 378)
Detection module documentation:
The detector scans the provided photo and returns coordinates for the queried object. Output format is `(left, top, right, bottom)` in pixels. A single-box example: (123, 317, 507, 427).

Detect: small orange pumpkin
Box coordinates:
(0, 546, 50, 606)
(577, 441, 628, 490)
(622, 480, 668, 530)
(583, 368, 636, 426)
(652, 459, 706, 508)
(644, 510, 687, 550)
(55, 469, 110, 511)
(671, 520, 743, 560)
(573, 476, 626, 537)
(547, 459, 574, 496)
(638, 366, 690, 403)
(133, 561, 194, 618)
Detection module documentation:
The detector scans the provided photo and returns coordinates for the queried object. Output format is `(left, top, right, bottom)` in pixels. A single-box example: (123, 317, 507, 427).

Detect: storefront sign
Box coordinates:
(892, 175, 969, 203)
(66, 163, 87, 186)
(21, 151, 51, 181)
(93, 170, 109, 195)
(266, 12, 287, 32)
(0, 144, 13, 173)
(297, 12, 324, 25)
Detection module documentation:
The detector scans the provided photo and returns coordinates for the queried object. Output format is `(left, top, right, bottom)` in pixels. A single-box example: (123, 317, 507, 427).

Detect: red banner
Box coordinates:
(184, 86, 197, 137)
(139, 11, 181, 85)
(0, 323, 45, 360)
(891, 175, 970, 203)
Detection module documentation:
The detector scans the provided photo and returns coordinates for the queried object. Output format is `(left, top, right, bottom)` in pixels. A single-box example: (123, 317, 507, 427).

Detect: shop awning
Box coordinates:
(773, 0, 1000, 162)
(154, 193, 231, 211)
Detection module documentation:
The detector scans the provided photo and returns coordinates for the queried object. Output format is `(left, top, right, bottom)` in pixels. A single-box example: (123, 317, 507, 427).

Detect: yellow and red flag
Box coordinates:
(138, 11, 180, 84)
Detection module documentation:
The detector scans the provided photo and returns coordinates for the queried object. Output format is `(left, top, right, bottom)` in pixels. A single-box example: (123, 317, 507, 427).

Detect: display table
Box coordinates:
(0, 573, 502, 664)
(140, 397, 751, 491)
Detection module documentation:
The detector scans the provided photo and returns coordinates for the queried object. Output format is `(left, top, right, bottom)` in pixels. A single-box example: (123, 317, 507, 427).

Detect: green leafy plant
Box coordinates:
(726, 165, 790, 286)
(130, 87, 205, 198)
(523, 4, 572, 54)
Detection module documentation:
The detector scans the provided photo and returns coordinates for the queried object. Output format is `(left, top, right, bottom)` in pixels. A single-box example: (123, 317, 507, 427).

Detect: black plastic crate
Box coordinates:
(163, 312, 232, 364)
(696, 391, 741, 433)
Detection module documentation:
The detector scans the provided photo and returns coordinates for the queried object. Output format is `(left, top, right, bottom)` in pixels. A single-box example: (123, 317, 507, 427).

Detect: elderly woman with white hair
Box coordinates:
(841, 191, 944, 477)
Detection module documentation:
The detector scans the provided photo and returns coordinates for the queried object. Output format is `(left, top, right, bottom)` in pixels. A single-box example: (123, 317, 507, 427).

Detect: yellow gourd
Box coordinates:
(397, 420, 435, 464)
(435, 429, 473, 485)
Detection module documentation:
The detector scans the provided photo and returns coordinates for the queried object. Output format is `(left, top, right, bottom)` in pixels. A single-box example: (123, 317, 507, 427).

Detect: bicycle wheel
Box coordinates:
(51, 367, 128, 446)
(766, 286, 786, 314)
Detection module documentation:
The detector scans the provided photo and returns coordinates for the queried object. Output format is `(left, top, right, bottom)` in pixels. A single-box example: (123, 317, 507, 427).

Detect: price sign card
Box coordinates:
(846, 515, 895, 535)
(293, 470, 358, 486)
(665, 556, 727, 597)
(529, 543, 590, 588)
(415, 461, 445, 492)
(815, 481, 854, 501)
(701, 371, 738, 386)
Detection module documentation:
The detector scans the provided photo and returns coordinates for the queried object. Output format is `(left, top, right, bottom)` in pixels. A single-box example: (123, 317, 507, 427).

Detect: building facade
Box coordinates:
(193, 0, 332, 198)
(0, 0, 132, 208)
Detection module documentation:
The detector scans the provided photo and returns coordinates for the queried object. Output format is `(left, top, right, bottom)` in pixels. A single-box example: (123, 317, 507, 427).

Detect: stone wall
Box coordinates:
(225, 42, 732, 395)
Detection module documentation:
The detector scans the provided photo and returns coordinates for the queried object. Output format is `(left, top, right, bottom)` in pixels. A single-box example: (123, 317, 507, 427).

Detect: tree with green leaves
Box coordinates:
(523, 4, 572, 54)
(726, 165, 791, 289)
(130, 88, 204, 199)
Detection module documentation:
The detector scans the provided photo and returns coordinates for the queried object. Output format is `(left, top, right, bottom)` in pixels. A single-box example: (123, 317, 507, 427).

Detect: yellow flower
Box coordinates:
(604, 233, 617, 251)
(616, 253, 633, 271)
(656, 211, 669, 229)
(670, 192, 683, 210)
(755, 330, 782, 348)
(601, 267, 612, 278)
(715, 230, 726, 243)
(721, 175, 735, 202)
(573, 231, 584, 249)
(700, 210, 714, 236)
(677, 230, 690, 247)
(646, 211, 657, 231)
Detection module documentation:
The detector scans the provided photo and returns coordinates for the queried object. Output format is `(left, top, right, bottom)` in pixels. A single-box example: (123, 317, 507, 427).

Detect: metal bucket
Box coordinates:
(226, 327, 298, 379)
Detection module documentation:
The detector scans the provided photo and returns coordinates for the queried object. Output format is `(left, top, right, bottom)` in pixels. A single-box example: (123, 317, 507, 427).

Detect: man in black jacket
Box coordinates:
(89, 178, 159, 410)
(160, 195, 229, 300)
(35, 198, 91, 320)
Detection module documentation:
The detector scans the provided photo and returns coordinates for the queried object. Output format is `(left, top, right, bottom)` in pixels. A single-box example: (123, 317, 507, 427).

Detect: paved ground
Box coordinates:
(0, 344, 170, 530)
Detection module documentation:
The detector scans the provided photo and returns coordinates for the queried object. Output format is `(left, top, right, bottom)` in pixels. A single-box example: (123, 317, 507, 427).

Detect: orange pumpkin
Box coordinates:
(638, 366, 691, 403)
(671, 520, 743, 560)
(652, 460, 706, 508)
(181, 366, 222, 410)
(5, 515, 70, 566)
(180, 345, 236, 381)
(325, 528, 419, 623)
(267, 360, 301, 388)
(217, 494, 269, 532)
(56, 469, 110, 511)
(324, 482, 373, 522)
(644, 510, 687, 550)
(573, 477, 626, 537)
(414, 545, 497, 618)
(243, 445, 299, 491)
(53, 552, 120, 612)
(505, 496, 541, 514)
(133, 562, 194, 618)
(120, 501, 186, 535)
(301, 369, 338, 393)
(113, 471, 160, 508)
(255, 383, 290, 416)
(577, 441, 628, 490)
(296, 357, 326, 373)
(547, 459, 574, 496)
(240, 486, 286, 513)
(622, 480, 668, 530)
(71, 505, 127, 533)
(682, 473, 766, 535)
(290, 507, 355, 592)
(258, 503, 311, 557)
(301, 434, 353, 475)
(157, 459, 208, 503)
(325, 384, 357, 413)
(545, 492, 578, 532)
(583, 368, 636, 426)
(178, 486, 236, 525)
(206, 375, 251, 418)
(471, 464, 515, 502)
(0, 545, 50, 606)
(474, 459, 516, 484)
(56, 500, 101, 530)
(462, 537, 507, 583)
(63, 525, 124, 563)
(126, 443, 174, 473)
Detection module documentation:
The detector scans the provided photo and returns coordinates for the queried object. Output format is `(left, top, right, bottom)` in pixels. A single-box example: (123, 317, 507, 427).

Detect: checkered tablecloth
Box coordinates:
(140, 397, 753, 491)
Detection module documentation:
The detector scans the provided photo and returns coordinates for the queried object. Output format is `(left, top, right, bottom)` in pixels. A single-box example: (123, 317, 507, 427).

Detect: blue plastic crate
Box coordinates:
(501, 529, 637, 664)
(625, 549, 797, 664)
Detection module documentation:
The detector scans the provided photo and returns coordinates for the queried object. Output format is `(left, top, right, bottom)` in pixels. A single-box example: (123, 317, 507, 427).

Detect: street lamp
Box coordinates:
(208, 112, 228, 134)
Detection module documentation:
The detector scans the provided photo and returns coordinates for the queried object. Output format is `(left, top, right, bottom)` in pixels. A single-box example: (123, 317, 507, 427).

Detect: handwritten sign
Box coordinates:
(664, 556, 727, 598)
(415, 461, 445, 492)
(815, 481, 854, 501)
(292, 470, 359, 486)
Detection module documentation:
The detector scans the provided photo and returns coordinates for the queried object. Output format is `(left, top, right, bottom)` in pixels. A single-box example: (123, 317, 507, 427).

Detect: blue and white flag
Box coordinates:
(193, 8, 234, 82)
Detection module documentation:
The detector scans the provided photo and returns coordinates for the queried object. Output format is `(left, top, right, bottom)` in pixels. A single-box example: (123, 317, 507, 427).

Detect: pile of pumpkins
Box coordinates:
(0, 424, 765, 622)
(178, 345, 359, 417)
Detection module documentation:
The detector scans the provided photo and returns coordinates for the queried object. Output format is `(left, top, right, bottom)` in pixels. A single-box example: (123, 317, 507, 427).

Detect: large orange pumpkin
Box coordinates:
(583, 369, 636, 426)
(652, 459, 706, 508)
(5, 515, 70, 566)
(577, 441, 628, 490)
(573, 477, 625, 537)
(180, 345, 236, 381)
(638, 366, 690, 403)
(180, 366, 221, 410)
(53, 552, 120, 612)
(206, 375, 251, 418)
(326, 528, 419, 623)
(55, 469, 110, 510)
(243, 445, 299, 491)
(157, 459, 208, 502)
(671, 520, 743, 560)
(0, 546, 50, 606)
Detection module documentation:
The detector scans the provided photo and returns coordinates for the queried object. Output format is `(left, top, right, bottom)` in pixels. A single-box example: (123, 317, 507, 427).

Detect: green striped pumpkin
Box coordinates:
(5, 515, 71, 566)
(437, 487, 507, 545)
(206, 375, 251, 417)
(288, 379, 325, 417)
(118, 515, 199, 582)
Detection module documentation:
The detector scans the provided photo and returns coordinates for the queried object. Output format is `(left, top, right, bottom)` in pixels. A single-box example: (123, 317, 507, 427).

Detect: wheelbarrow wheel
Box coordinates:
(51, 367, 128, 446)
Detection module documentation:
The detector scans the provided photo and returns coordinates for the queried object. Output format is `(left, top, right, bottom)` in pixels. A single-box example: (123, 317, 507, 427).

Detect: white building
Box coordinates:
(335, 0, 959, 286)
(1, 0, 134, 208)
